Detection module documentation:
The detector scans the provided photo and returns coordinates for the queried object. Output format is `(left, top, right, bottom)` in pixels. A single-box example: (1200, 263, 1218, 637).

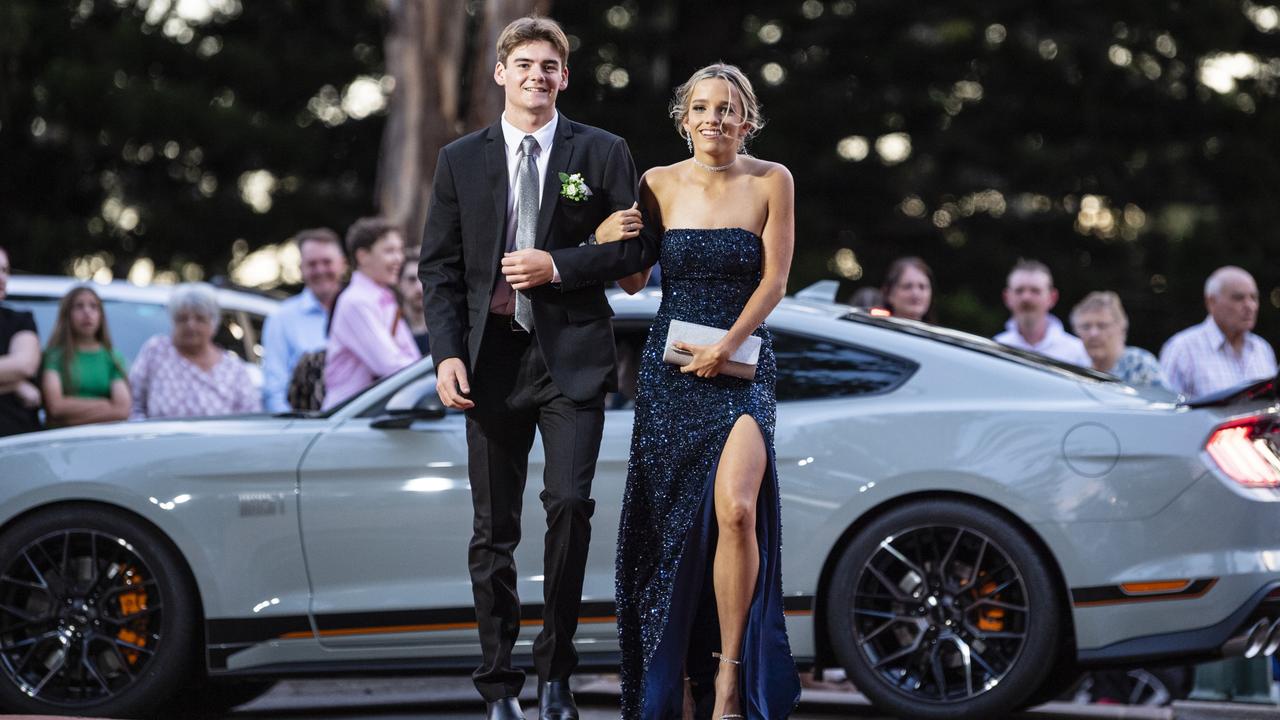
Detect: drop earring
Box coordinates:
(685, 132, 692, 154)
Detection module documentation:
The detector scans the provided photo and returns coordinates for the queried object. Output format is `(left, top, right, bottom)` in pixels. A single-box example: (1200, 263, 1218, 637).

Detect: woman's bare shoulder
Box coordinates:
(640, 161, 686, 188)
(742, 156, 793, 184)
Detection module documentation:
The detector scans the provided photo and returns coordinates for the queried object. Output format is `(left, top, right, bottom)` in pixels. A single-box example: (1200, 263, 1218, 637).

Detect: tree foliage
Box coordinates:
(4, 0, 1280, 349)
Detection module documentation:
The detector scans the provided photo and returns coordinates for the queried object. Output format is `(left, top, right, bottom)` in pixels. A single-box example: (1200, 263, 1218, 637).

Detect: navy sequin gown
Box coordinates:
(616, 228, 801, 719)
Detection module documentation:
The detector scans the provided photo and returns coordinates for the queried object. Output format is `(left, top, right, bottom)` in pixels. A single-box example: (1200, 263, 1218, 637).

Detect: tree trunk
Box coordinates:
(378, 0, 549, 248)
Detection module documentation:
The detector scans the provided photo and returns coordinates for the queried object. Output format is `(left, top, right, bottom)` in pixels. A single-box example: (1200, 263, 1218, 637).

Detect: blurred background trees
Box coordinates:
(4, 0, 1280, 349)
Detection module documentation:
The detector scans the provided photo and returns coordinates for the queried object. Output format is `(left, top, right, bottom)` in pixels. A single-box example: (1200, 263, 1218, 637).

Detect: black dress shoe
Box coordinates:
(538, 680, 579, 720)
(486, 696, 523, 720)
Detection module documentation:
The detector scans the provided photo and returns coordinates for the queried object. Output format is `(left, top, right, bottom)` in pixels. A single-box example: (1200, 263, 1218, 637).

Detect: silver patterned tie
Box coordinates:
(514, 134, 539, 332)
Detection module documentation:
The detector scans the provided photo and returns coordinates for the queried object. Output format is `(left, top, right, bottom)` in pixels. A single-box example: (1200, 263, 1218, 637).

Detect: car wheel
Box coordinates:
(0, 504, 197, 718)
(826, 498, 1063, 720)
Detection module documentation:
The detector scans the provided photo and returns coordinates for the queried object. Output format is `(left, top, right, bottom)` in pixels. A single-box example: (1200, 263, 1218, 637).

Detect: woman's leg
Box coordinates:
(712, 415, 767, 717)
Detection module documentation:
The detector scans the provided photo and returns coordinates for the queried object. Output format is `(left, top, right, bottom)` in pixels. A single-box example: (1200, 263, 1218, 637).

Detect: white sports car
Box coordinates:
(0, 289, 1277, 719)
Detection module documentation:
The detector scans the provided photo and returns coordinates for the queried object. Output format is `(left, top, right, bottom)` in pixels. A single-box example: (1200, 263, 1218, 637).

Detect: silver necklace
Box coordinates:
(692, 156, 736, 172)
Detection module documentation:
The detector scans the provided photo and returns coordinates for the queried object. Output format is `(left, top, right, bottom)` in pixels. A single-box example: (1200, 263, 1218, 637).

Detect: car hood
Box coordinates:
(0, 415, 295, 452)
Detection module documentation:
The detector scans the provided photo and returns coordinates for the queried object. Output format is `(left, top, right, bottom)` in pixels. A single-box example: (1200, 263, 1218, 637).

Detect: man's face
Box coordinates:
(300, 240, 346, 299)
(494, 40, 568, 115)
(1207, 272, 1259, 338)
(1003, 269, 1057, 324)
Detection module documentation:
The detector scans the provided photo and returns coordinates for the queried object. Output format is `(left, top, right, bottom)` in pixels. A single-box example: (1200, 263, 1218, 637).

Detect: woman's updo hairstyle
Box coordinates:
(669, 62, 765, 153)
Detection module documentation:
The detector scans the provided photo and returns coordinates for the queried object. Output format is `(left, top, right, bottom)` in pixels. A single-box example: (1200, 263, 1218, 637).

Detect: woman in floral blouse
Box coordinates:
(129, 282, 261, 419)
(1070, 291, 1166, 387)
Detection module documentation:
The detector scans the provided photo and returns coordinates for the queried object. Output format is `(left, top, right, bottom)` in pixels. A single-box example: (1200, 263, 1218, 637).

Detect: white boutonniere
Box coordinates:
(558, 172, 592, 203)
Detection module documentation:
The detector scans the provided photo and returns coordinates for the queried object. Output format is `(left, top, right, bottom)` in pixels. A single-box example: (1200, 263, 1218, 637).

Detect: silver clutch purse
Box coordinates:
(662, 319, 762, 380)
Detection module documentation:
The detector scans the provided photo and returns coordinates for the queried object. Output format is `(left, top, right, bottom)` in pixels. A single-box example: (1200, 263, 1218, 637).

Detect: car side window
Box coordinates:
(772, 331, 916, 402)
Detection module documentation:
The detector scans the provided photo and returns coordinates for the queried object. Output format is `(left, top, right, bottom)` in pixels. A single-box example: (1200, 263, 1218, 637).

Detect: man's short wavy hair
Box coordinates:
(496, 16, 569, 66)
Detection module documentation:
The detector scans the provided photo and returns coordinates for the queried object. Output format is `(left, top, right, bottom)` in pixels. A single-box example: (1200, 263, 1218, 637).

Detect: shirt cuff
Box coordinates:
(551, 258, 561, 284)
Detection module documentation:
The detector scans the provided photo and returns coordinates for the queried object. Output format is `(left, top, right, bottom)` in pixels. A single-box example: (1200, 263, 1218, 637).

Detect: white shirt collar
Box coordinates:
(500, 111, 558, 160)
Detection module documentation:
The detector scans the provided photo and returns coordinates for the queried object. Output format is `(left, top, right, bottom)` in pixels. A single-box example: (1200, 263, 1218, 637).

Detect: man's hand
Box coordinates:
(501, 249, 555, 290)
(594, 202, 643, 244)
(436, 357, 474, 410)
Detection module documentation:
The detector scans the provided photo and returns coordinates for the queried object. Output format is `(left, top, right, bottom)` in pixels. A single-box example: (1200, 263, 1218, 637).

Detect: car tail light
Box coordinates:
(1206, 415, 1280, 488)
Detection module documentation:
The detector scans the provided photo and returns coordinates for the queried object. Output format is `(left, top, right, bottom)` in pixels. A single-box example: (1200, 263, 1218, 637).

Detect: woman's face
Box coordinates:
(887, 265, 932, 321)
(172, 309, 216, 353)
(682, 78, 749, 155)
(357, 231, 405, 288)
(69, 292, 103, 341)
(399, 263, 423, 314)
(1073, 308, 1125, 365)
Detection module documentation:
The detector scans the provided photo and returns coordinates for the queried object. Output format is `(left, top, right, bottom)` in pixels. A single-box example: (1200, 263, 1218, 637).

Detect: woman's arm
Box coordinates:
(0, 330, 40, 384)
(677, 164, 795, 377)
(594, 170, 662, 294)
(41, 370, 126, 425)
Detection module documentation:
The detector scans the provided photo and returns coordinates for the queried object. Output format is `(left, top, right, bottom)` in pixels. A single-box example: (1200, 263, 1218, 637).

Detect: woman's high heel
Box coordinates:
(712, 653, 745, 719)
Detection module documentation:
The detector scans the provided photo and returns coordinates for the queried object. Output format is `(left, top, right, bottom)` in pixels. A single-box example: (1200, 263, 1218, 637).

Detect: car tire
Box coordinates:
(826, 498, 1063, 720)
(0, 504, 197, 718)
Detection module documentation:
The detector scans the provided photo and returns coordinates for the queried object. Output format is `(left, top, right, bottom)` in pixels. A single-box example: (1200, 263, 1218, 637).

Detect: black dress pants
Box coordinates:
(465, 316, 604, 701)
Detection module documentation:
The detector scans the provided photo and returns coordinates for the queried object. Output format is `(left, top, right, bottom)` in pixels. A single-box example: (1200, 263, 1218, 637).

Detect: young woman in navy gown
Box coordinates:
(597, 63, 800, 720)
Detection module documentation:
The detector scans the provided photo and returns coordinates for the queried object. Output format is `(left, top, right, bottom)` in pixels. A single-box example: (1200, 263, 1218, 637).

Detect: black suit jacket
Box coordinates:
(420, 115, 660, 402)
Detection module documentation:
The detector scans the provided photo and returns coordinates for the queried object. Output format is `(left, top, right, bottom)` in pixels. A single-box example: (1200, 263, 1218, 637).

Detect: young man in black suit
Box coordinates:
(419, 16, 656, 720)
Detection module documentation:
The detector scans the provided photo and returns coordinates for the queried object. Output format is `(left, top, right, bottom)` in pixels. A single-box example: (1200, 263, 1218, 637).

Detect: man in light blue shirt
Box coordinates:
(261, 228, 347, 412)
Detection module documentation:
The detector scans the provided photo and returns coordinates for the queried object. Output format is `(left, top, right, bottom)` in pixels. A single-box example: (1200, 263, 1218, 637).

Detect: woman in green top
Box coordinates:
(41, 286, 131, 427)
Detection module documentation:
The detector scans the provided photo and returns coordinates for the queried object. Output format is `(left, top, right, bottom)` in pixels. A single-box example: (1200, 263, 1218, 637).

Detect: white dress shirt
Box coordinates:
(491, 112, 559, 315)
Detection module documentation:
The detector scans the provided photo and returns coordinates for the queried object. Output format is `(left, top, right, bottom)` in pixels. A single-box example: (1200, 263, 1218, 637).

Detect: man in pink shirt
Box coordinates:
(322, 217, 421, 409)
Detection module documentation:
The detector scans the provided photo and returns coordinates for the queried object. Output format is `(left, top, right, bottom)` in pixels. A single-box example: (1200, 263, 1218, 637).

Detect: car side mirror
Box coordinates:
(371, 376, 448, 429)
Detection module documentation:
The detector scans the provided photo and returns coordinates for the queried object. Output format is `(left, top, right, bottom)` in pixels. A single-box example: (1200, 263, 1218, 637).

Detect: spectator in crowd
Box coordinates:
(1070, 291, 1165, 387)
(399, 251, 430, 356)
(1160, 265, 1277, 397)
(41, 286, 131, 427)
(260, 228, 347, 412)
(322, 218, 420, 410)
(0, 245, 42, 436)
(129, 282, 261, 419)
(994, 258, 1090, 365)
(881, 256, 934, 322)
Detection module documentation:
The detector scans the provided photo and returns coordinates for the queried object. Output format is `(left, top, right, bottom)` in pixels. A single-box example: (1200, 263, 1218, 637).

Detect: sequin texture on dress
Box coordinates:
(615, 228, 800, 719)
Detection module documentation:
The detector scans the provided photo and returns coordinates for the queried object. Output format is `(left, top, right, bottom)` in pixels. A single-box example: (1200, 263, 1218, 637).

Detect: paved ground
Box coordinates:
(4, 675, 1276, 719)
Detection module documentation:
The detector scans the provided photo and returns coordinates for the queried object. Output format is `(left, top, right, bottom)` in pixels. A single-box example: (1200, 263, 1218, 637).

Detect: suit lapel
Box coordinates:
(484, 122, 508, 251)
(535, 117, 575, 250)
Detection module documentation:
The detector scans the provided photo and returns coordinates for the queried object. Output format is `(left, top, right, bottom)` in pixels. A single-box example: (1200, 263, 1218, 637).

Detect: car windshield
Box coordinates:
(840, 311, 1119, 383)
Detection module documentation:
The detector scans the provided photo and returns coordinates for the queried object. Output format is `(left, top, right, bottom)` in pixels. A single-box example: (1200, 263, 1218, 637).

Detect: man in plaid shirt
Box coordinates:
(1160, 266, 1277, 398)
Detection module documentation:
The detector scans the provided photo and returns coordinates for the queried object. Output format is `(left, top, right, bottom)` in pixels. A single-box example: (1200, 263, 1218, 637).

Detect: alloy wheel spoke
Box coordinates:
(0, 602, 44, 625)
(956, 539, 988, 592)
(2, 629, 61, 653)
(970, 597, 1027, 613)
(81, 650, 111, 693)
(26, 637, 70, 699)
(873, 633, 923, 669)
(865, 563, 914, 602)
(879, 538, 928, 581)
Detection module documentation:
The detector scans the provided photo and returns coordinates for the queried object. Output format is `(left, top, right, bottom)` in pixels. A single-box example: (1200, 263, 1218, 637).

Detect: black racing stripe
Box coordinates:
(208, 595, 816, 645)
(784, 595, 815, 612)
(1072, 578, 1216, 606)
(207, 615, 312, 645)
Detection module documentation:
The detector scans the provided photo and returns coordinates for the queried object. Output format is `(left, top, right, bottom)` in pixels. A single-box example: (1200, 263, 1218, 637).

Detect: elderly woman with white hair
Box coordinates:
(129, 282, 261, 419)
(1070, 291, 1165, 387)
